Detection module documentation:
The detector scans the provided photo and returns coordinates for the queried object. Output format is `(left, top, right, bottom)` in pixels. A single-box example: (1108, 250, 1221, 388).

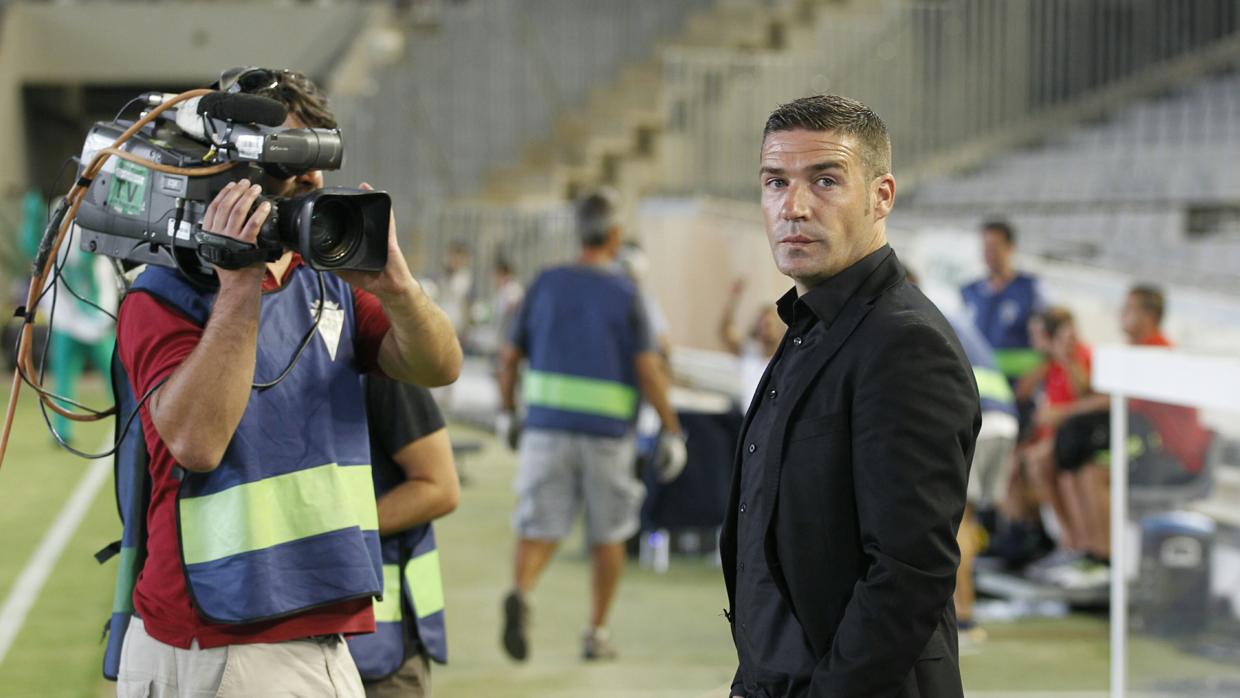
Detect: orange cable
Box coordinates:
(0, 88, 237, 470)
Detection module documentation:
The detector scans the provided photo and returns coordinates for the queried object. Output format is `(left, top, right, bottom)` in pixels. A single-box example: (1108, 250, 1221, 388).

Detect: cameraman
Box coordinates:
(114, 69, 461, 697)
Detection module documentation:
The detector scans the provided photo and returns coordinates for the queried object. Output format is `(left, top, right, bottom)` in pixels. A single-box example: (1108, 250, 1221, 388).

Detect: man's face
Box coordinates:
(260, 113, 324, 198)
(1120, 293, 1153, 343)
(981, 229, 1012, 276)
(759, 129, 893, 292)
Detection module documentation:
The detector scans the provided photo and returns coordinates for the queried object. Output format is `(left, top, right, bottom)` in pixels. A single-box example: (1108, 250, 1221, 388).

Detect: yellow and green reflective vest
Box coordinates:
(516, 266, 646, 437)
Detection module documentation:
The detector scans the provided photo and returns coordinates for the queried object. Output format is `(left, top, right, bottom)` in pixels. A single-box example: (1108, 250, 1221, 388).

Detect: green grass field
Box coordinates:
(0, 377, 1236, 697)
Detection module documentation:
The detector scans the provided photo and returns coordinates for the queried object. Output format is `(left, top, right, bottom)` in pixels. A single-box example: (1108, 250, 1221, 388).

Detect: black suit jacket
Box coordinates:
(721, 249, 979, 698)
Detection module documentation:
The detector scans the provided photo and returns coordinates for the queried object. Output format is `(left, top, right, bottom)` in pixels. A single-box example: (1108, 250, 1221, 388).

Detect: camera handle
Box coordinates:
(194, 228, 280, 270)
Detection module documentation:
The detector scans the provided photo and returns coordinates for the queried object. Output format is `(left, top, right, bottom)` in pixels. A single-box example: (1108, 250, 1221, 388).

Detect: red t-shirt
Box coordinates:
(1044, 343, 1092, 406)
(117, 256, 392, 649)
(1130, 333, 1211, 473)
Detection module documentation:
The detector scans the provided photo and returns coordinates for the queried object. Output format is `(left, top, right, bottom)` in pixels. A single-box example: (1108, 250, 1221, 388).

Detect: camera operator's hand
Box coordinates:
(338, 183, 463, 388)
(149, 178, 271, 474)
(333, 182, 418, 300)
(201, 178, 271, 286)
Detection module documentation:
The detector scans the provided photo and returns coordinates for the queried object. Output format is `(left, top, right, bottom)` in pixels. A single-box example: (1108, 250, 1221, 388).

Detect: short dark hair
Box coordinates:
(1041, 306, 1075, 338)
(1128, 284, 1165, 325)
(247, 70, 337, 129)
(576, 189, 619, 247)
(981, 220, 1016, 245)
(762, 95, 892, 178)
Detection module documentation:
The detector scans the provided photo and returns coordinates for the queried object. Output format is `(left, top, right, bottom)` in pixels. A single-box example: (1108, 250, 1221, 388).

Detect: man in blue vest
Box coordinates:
(112, 68, 462, 697)
(349, 377, 459, 698)
(496, 190, 686, 662)
(960, 220, 1047, 383)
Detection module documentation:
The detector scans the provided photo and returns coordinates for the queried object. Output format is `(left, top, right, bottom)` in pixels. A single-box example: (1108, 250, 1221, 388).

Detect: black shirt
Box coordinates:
(732, 246, 895, 698)
(366, 376, 446, 466)
(364, 376, 447, 655)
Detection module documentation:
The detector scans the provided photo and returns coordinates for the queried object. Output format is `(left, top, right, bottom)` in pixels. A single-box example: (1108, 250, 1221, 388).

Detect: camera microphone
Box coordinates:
(197, 92, 288, 127)
(174, 92, 289, 140)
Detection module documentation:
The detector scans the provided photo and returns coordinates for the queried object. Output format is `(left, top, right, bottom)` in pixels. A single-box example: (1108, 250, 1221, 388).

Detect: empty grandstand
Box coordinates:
(1, 1, 1239, 696)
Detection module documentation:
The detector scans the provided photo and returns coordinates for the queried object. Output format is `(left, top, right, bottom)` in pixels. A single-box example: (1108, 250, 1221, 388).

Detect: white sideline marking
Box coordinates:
(0, 453, 112, 665)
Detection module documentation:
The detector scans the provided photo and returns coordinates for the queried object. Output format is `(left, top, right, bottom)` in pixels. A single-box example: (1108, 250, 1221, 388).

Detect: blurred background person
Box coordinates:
(491, 256, 525, 353)
(718, 277, 783, 409)
(1042, 285, 1214, 590)
(617, 241, 672, 359)
(438, 240, 475, 350)
(960, 220, 1047, 387)
(496, 190, 685, 663)
(1014, 307, 1096, 574)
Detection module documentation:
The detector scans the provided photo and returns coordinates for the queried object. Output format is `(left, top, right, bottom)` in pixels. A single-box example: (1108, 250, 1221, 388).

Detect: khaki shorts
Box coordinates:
(514, 428, 644, 545)
(968, 415, 1019, 509)
(116, 616, 365, 698)
(363, 652, 430, 698)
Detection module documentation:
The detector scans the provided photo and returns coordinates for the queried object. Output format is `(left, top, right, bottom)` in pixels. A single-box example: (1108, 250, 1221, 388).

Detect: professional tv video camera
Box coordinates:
(69, 87, 390, 286)
(0, 75, 396, 468)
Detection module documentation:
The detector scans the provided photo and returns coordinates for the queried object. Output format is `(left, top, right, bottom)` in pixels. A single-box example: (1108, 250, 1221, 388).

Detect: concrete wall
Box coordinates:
(634, 197, 788, 353)
(0, 1, 369, 222)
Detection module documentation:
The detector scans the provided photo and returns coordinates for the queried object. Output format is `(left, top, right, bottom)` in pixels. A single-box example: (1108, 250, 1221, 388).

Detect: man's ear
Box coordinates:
(872, 173, 896, 221)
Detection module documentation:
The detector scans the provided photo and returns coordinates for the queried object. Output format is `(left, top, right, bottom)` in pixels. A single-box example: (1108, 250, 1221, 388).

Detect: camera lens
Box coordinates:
(308, 199, 360, 266)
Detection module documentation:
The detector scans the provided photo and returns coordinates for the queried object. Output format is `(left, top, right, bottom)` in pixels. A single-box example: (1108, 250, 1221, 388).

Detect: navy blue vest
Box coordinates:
(103, 264, 383, 677)
(518, 266, 643, 438)
(347, 441, 448, 679)
(961, 273, 1044, 378)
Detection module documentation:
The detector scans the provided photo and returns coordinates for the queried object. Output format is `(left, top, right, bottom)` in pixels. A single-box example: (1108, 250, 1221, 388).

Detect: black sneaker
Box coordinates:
(502, 590, 529, 661)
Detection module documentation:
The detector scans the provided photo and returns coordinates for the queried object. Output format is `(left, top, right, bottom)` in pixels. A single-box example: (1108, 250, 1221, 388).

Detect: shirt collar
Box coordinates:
(261, 252, 305, 292)
(776, 245, 894, 328)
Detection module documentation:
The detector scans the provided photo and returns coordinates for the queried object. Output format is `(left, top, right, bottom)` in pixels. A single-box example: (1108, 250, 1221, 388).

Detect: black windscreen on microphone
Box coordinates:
(197, 92, 288, 126)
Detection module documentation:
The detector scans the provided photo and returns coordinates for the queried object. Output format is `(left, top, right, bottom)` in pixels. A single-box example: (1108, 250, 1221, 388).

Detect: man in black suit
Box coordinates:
(721, 95, 980, 698)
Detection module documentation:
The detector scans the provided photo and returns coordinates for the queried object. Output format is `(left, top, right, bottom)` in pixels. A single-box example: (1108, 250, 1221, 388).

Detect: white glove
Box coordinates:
(496, 411, 521, 451)
(654, 431, 688, 484)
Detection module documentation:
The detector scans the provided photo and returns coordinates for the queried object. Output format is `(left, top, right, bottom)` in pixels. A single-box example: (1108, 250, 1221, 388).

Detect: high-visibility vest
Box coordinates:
(101, 265, 382, 677)
(347, 524, 448, 679)
(961, 273, 1044, 379)
(518, 266, 644, 438)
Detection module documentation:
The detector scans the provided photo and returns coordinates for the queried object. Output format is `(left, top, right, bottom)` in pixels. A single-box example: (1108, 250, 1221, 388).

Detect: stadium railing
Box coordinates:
(1094, 346, 1240, 697)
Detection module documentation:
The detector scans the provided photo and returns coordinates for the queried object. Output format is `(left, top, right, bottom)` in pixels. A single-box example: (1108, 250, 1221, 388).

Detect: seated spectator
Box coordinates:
(990, 311, 1058, 570)
(1010, 307, 1095, 562)
(1045, 285, 1213, 588)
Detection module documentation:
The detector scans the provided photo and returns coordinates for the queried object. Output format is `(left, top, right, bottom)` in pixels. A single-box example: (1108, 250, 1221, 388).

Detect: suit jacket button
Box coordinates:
(747, 443, 756, 453)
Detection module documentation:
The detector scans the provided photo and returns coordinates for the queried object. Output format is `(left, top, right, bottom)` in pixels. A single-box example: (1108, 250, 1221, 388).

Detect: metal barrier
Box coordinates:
(660, 0, 1240, 200)
(412, 201, 577, 304)
(1094, 348, 1240, 697)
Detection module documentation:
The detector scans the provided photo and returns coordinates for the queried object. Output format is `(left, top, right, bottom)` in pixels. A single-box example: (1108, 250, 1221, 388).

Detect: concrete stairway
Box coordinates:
(481, 0, 828, 204)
